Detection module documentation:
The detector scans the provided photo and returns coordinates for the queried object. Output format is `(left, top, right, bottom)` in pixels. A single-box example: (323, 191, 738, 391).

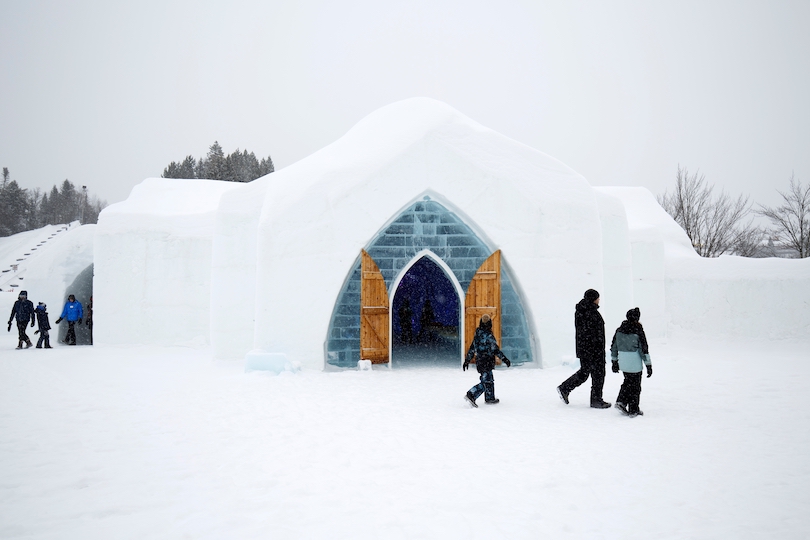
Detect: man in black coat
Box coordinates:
(7, 290, 35, 349)
(557, 289, 611, 408)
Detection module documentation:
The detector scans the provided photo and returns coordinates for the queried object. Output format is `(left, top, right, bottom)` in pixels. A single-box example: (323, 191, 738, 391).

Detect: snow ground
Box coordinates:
(1, 337, 808, 540)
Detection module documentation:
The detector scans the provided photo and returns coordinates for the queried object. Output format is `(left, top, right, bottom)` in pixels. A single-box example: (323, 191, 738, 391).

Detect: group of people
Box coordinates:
(462, 288, 653, 418)
(7, 291, 93, 349)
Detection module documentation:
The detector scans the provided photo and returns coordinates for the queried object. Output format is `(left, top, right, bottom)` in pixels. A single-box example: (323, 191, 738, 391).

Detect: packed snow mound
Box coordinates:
(95, 179, 244, 348)
(596, 187, 697, 259)
(260, 97, 587, 225)
(0, 223, 95, 326)
(99, 178, 242, 236)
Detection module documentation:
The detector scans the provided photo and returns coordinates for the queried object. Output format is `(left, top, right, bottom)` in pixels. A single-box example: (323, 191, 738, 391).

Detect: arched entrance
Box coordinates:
(326, 196, 533, 369)
(391, 253, 461, 367)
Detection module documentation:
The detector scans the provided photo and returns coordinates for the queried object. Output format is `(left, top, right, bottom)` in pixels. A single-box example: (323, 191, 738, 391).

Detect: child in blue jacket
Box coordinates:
(610, 308, 653, 417)
(34, 302, 52, 349)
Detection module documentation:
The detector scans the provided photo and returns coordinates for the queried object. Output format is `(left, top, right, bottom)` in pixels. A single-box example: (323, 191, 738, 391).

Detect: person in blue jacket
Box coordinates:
(610, 307, 653, 417)
(55, 294, 83, 346)
(463, 314, 511, 407)
(7, 290, 35, 349)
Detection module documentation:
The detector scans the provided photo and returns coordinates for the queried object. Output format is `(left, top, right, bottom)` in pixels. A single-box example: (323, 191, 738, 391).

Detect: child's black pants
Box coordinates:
(617, 371, 643, 413)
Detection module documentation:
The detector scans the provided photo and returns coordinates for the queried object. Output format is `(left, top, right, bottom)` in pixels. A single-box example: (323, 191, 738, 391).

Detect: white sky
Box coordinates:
(1, 0, 808, 207)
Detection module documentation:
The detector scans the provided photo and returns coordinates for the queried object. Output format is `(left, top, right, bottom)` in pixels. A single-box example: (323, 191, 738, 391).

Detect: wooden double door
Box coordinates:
(360, 249, 501, 364)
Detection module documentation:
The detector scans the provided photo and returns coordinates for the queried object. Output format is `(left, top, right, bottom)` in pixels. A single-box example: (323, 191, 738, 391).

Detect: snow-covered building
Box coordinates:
(93, 98, 810, 369)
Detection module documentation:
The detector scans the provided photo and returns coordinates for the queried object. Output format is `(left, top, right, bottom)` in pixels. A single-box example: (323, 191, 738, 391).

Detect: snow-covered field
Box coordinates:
(1, 337, 808, 539)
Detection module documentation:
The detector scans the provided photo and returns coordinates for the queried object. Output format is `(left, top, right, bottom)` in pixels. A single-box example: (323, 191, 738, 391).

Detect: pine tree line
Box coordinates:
(0, 168, 107, 237)
(162, 141, 274, 182)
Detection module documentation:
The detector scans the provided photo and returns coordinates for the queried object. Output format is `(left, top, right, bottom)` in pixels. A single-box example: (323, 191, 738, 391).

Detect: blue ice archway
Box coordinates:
(325, 196, 533, 369)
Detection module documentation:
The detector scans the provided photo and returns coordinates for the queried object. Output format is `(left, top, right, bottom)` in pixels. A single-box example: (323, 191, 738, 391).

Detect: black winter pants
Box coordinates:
(36, 329, 51, 348)
(65, 321, 76, 345)
(617, 372, 643, 413)
(16, 321, 32, 345)
(560, 355, 605, 404)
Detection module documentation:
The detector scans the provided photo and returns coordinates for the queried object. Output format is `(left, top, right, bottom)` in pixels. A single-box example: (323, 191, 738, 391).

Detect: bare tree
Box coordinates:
(731, 222, 769, 257)
(658, 165, 755, 257)
(757, 173, 810, 258)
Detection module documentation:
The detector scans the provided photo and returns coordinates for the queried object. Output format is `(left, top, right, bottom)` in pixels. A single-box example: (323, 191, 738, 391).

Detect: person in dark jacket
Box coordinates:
(463, 314, 511, 407)
(85, 296, 93, 345)
(55, 294, 83, 346)
(34, 302, 53, 349)
(557, 289, 611, 408)
(610, 307, 653, 417)
(7, 290, 35, 349)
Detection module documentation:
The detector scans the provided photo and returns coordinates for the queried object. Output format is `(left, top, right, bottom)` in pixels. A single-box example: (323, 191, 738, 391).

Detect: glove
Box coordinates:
(646, 365, 653, 378)
(503, 358, 511, 368)
(463, 361, 469, 371)
(611, 361, 619, 373)
(78, 318, 82, 325)
(55, 318, 62, 324)
(31, 320, 35, 327)
(34, 329, 39, 334)
(7, 322, 10, 332)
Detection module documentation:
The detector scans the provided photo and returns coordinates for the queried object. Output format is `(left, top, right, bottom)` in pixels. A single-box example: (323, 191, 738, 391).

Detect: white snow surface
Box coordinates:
(1, 338, 808, 539)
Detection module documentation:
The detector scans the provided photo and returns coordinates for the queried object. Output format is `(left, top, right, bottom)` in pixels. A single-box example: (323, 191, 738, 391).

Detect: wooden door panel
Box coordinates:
(464, 250, 501, 363)
(360, 250, 389, 363)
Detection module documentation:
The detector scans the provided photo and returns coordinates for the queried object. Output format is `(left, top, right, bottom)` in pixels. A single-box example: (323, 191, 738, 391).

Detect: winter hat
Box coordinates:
(37, 302, 46, 309)
(583, 289, 600, 302)
(626, 307, 641, 321)
(479, 313, 493, 332)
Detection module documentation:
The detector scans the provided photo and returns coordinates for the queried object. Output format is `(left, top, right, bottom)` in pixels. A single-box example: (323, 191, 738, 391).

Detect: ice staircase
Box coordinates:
(0, 223, 77, 295)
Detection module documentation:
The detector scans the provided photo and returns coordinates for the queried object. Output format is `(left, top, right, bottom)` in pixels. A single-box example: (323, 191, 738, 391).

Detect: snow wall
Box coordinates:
(600, 187, 810, 340)
(94, 179, 240, 347)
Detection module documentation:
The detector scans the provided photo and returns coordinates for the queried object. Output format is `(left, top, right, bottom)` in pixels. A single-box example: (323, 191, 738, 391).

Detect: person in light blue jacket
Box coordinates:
(610, 308, 652, 417)
(55, 294, 83, 346)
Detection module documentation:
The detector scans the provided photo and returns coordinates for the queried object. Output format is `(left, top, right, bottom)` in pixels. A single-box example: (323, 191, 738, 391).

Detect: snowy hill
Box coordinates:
(0, 223, 95, 342)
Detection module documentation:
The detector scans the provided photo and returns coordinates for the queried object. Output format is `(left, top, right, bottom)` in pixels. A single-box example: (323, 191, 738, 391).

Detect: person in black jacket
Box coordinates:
(463, 314, 511, 407)
(557, 289, 611, 408)
(7, 290, 35, 349)
(34, 302, 53, 349)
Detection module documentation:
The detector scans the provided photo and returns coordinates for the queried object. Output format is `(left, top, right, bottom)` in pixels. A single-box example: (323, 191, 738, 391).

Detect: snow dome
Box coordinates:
(93, 98, 810, 370)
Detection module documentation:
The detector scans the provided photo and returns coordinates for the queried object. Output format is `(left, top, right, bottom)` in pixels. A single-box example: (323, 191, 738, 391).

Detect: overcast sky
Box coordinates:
(1, 0, 808, 207)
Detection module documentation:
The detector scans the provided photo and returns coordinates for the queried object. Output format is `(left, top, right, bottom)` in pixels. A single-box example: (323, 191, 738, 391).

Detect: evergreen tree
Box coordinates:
(57, 179, 79, 223)
(0, 168, 107, 236)
(161, 142, 273, 182)
(0, 178, 29, 236)
(162, 155, 197, 178)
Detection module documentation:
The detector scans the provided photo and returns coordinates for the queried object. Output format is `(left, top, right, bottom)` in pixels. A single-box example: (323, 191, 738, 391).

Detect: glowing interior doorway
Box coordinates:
(391, 255, 461, 367)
